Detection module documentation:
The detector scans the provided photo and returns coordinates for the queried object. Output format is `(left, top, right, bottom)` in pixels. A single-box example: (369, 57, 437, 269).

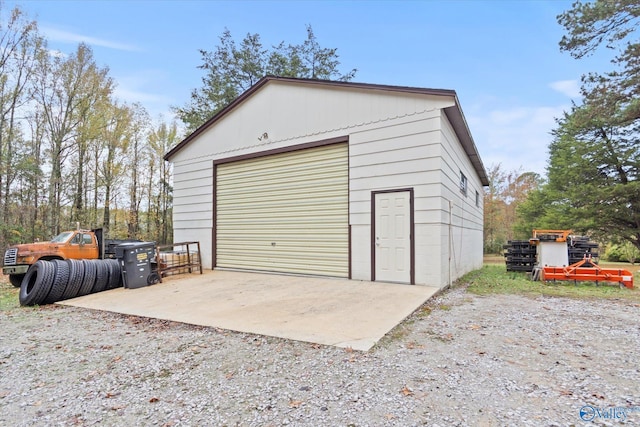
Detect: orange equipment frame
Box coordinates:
(541, 256, 634, 289)
(530, 229, 572, 244)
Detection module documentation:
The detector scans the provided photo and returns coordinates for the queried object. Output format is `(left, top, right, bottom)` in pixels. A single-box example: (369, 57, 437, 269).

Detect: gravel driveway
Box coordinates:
(1, 284, 639, 426)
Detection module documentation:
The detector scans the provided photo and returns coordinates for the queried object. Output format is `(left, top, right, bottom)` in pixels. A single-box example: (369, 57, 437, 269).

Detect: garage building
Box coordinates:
(164, 76, 488, 287)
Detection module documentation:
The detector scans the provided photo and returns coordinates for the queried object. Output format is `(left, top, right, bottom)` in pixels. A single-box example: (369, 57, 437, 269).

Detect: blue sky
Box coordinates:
(7, 0, 612, 176)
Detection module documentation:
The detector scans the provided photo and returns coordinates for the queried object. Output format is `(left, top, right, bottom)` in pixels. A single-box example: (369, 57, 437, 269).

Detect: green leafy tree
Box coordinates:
(558, 1, 640, 123)
(551, 103, 638, 236)
(483, 165, 507, 253)
(483, 164, 542, 252)
(146, 121, 178, 244)
(532, 1, 640, 249)
(0, 5, 178, 244)
(603, 241, 640, 263)
(99, 102, 132, 234)
(126, 103, 150, 239)
(621, 241, 640, 264)
(0, 5, 43, 247)
(517, 103, 639, 245)
(175, 25, 356, 132)
(33, 43, 114, 235)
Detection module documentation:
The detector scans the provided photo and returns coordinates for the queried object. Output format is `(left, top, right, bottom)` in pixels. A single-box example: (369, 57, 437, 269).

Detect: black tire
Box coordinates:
(62, 259, 84, 300)
(147, 272, 160, 285)
(9, 274, 25, 288)
(92, 260, 109, 293)
(19, 261, 55, 306)
(44, 259, 70, 304)
(77, 259, 96, 297)
(105, 259, 122, 289)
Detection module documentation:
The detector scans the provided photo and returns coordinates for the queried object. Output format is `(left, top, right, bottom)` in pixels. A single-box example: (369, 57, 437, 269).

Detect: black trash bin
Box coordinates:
(115, 242, 158, 289)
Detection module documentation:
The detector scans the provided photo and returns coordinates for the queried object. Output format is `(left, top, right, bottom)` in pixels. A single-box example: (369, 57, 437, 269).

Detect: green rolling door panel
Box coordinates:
(216, 143, 348, 277)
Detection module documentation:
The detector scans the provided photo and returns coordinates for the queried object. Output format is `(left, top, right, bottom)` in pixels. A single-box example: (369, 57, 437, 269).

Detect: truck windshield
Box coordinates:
(51, 232, 73, 243)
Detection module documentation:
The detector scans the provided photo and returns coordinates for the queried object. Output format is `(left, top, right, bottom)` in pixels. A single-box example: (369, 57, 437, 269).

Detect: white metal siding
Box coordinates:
(349, 111, 444, 285)
(168, 82, 454, 165)
(172, 159, 213, 268)
(438, 113, 484, 285)
(216, 143, 348, 277)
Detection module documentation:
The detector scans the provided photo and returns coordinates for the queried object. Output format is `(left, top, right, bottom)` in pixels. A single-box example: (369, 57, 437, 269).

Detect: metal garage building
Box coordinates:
(164, 77, 489, 288)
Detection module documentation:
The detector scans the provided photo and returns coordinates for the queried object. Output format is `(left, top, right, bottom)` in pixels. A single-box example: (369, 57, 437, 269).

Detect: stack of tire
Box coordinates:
(19, 259, 122, 306)
(503, 240, 537, 272)
(568, 235, 600, 265)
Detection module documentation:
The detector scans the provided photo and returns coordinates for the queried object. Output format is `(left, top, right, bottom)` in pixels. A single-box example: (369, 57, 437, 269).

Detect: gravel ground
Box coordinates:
(1, 284, 639, 426)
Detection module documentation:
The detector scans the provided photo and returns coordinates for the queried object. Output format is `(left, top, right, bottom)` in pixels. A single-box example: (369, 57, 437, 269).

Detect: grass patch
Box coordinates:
(464, 264, 640, 301)
(600, 261, 640, 275)
(417, 306, 432, 317)
(0, 280, 20, 311)
(482, 254, 504, 265)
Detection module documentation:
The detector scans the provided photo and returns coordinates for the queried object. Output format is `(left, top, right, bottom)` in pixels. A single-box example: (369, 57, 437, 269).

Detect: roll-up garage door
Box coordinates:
(216, 143, 348, 277)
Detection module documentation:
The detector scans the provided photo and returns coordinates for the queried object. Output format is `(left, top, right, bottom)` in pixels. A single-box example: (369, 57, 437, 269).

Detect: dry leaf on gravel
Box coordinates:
(288, 399, 303, 408)
(401, 386, 414, 396)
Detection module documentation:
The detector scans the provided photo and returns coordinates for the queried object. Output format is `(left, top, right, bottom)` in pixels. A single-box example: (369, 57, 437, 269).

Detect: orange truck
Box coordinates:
(2, 228, 134, 287)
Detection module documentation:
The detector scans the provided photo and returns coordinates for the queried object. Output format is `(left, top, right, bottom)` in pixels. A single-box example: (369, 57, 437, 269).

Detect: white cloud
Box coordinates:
(549, 80, 581, 98)
(42, 26, 141, 52)
(467, 104, 570, 177)
(47, 49, 67, 58)
(114, 86, 173, 106)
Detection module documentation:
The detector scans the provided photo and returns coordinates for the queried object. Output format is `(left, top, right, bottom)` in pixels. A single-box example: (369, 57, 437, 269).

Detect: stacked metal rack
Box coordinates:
(503, 230, 631, 288)
(504, 232, 601, 273)
(503, 240, 537, 272)
(567, 235, 599, 265)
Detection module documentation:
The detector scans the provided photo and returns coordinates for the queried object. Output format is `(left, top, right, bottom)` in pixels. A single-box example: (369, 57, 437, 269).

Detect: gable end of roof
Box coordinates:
(165, 76, 489, 186)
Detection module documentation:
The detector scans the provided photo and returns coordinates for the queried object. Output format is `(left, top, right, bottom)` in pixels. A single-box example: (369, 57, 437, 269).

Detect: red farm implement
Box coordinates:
(541, 256, 634, 289)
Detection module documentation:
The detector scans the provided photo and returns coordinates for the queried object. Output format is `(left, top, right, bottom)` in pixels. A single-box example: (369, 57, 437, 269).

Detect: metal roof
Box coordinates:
(165, 76, 489, 186)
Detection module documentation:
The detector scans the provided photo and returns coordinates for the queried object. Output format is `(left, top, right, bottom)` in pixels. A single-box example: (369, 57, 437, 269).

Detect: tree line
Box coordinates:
(485, 1, 640, 263)
(518, 0, 640, 253)
(0, 6, 176, 248)
(0, 6, 355, 251)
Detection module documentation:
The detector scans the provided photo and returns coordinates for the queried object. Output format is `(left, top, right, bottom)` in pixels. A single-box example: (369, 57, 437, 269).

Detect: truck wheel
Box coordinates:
(45, 260, 70, 304)
(9, 274, 25, 288)
(92, 260, 109, 293)
(77, 259, 96, 296)
(62, 259, 83, 300)
(19, 261, 55, 306)
(105, 259, 122, 289)
(147, 272, 161, 285)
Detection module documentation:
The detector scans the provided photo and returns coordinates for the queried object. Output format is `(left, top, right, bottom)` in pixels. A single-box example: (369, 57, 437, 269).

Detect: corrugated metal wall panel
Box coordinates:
(216, 143, 348, 277)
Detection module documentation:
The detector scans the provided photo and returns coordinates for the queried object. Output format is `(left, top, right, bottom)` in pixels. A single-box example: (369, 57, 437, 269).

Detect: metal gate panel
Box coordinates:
(216, 143, 348, 277)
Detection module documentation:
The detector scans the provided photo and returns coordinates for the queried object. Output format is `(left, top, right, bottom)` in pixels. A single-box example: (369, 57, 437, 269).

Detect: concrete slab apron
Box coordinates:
(58, 270, 439, 351)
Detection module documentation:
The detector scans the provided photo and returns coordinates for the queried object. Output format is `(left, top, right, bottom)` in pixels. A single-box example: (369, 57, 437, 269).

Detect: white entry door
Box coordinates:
(374, 191, 411, 283)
